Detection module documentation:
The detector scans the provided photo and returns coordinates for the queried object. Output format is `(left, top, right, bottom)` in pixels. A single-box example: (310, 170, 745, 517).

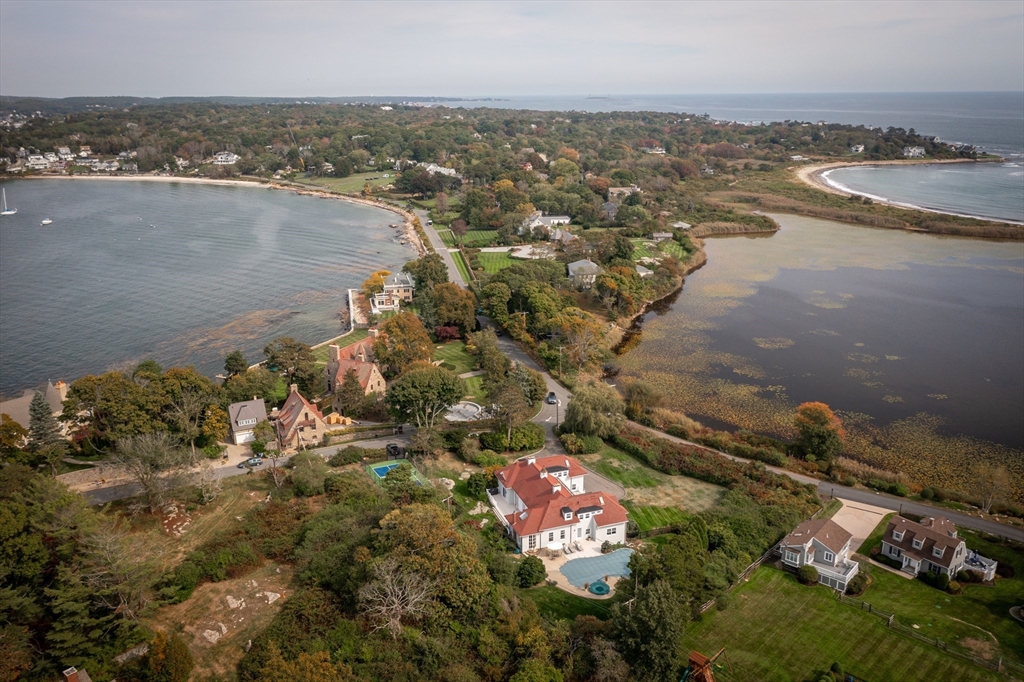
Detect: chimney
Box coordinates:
(540, 470, 548, 478)
(328, 344, 340, 363)
(526, 456, 536, 466)
(599, 496, 604, 505)
(552, 484, 561, 494)
(289, 383, 299, 394)
(63, 668, 79, 682)
(368, 327, 379, 338)
(55, 380, 68, 402)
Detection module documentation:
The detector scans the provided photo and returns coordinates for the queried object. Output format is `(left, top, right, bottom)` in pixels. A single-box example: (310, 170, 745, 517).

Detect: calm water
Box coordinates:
(618, 214, 1024, 491)
(0, 179, 414, 397)
(436, 92, 1024, 221)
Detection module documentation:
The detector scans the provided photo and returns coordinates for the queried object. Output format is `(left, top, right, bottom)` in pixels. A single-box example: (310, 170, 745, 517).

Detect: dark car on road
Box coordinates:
(546, 392, 558, 404)
(237, 457, 263, 468)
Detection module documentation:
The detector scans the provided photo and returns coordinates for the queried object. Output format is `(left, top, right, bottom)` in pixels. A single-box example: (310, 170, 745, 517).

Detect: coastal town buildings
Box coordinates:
(213, 151, 241, 165)
(902, 146, 926, 158)
(488, 455, 629, 551)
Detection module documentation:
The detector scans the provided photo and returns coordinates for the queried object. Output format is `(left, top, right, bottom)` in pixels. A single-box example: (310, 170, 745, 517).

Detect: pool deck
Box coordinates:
(530, 540, 635, 600)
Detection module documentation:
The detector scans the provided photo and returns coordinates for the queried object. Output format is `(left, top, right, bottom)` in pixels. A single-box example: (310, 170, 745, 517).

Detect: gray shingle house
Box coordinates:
(780, 519, 859, 591)
(880, 516, 997, 580)
(567, 259, 601, 289)
(228, 399, 268, 445)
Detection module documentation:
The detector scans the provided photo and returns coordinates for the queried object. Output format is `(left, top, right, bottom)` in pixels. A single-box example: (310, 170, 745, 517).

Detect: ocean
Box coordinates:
(0, 180, 415, 397)
(431, 92, 1024, 221)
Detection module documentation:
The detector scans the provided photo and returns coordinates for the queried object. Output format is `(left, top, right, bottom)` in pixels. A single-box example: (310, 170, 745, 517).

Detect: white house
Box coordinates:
(213, 151, 241, 165)
(850, 144, 865, 153)
(902, 146, 926, 158)
(489, 455, 629, 551)
(880, 516, 997, 580)
(227, 399, 268, 445)
(780, 519, 860, 592)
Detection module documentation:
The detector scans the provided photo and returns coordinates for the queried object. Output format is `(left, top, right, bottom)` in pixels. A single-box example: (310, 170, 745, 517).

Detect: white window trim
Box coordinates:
(893, 531, 904, 542)
(912, 539, 923, 550)
(823, 551, 835, 563)
(784, 550, 799, 563)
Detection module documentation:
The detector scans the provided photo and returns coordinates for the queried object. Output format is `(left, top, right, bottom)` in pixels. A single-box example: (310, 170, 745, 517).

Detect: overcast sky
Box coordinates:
(2, 1, 1022, 98)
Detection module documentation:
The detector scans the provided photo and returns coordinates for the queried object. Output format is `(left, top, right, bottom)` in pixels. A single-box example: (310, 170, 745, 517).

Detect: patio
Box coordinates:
(530, 539, 633, 599)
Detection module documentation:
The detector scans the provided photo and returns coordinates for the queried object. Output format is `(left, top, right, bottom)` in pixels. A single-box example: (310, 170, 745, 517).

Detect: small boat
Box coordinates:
(40, 219, 53, 225)
(0, 188, 16, 216)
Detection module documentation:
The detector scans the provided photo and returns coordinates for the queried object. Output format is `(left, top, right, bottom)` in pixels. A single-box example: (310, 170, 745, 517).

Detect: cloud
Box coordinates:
(1, 0, 1021, 97)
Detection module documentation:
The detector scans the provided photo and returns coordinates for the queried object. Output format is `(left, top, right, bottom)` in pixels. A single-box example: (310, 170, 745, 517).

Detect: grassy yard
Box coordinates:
(578, 444, 723, 513)
(434, 341, 477, 375)
(622, 501, 690, 532)
(452, 249, 474, 283)
(463, 375, 487, 402)
(459, 229, 500, 247)
(683, 566, 1003, 682)
(438, 229, 456, 247)
(313, 327, 370, 363)
(518, 585, 621, 622)
(302, 172, 396, 194)
(658, 239, 689, 259)
(630, 238, 657, 260)
(858, 512, 896, 553)
(477, 251, 518, 274)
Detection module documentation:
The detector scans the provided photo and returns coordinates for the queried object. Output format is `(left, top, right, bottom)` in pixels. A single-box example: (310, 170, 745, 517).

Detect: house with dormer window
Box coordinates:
(275, 384, 327, 449)
(780, 518, 859, 592)
(880, 516, 997, 580)
(488, 455, 628, 551)
(227, 398, 268, 445)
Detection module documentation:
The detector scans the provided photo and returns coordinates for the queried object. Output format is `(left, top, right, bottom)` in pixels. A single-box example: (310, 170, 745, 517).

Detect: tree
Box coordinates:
(386, 366, 465, 429)
(0, 413, 29, 465)
(467, 328, 510, 383)
(612, 579, 683, 682)
(372, 312, 434, 377)
(261, 641, 355, 682)
(111, 432, 193, 513)
(554, 308, 604, 369)
(201, 404, 229, 443)
(29, 391, 64, 453)
(562, 382, 625, 438)
(797, 564, 819, 585)
(334, 368, 366, 417)
(517, 556, 547, 587)
(974, 463, 1010, 513)
(361, 269, 391, 298)
(263, 337, 318, 396)
(490, 380, 532, 443)
(224, 366, 278, 406)
(62, 371, 164, 448)
(145, 631, 195, 682)
(435, 192, 449, 214)
(224, 350, 249, 377)
(621, 381, 663, 420)
(403, 253, 449, 290)
(162, 367, 218, 458)
(510, 659, 564, 682)
(291, 451, 330, 496)
(794, 402, 845, 463)
(358, 558, 436, 639)
(480, 282, 512, 327)
(433, 282, 477, 335)
(512, 364, 548, 404)
(450, 218, 469, 243)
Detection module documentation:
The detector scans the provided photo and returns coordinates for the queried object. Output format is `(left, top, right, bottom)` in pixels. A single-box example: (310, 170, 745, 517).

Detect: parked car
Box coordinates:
(546, 392, 558, 405)
(426, 219, 433, 225)
(237, 457, 263, 469)
(386, 443, 402, 459)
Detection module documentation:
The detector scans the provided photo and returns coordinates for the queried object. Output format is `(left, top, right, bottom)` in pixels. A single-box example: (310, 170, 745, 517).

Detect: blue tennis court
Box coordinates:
(366, 460, 428, 486)
(560, 548, 634, 588)
(371, 462, 401, 479)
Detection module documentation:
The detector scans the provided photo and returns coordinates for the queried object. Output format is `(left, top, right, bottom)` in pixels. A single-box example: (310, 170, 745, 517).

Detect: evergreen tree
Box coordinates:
(29, 391, 63, 452)
(224, 350, 249, 377)
(334, 369, 366, 417)
(612, 579, 683, 682)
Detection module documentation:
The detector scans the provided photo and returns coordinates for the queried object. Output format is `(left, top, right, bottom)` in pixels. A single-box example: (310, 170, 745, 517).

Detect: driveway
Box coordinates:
(413, 208, 466, 288)
(830, 498, 892, 549)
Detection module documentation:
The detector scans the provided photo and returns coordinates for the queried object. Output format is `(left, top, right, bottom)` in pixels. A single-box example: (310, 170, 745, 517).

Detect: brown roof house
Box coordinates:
(275, 384, 328, 450)
(780, 519, 859, 591)
(489, 455, 629, 552)
(227, 399, 268, 445)
(880, 516, 997, 580)
(324, 337, 387, 414)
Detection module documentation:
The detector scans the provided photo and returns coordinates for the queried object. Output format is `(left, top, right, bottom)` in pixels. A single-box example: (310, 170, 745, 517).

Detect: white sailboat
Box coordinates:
(0, 188, 16, 216)
(40, 219, 53, 225)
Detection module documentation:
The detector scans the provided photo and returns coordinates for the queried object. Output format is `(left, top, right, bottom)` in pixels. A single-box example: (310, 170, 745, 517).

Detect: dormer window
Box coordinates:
(912, 538, 923, 550)
(932, 547, 944, 558)
(893, 530, 904, 542)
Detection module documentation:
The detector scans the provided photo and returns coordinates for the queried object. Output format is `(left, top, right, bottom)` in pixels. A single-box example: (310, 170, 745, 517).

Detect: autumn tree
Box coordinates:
(435, 191, 449, 214)
(490, 379, 534, 443)
(563, 382, 625, 438)
(794, 402, 845, 464)
(361, 269, 391, 298)
(0, 413, 29, 465)
(433, 282, 477, 335)
(621, 380, 663, 420)
(973, 463, 1010, 513)
(554, 308, 605, 369)
(372, 312, 434, 377)
(386, 366, 465, 429)
(450, 218, 469, 243)
(111, 432, 193, 513)
(403, 253, 448, 290)
(145, 630, 195, 682)
(261, 641, 355, 682)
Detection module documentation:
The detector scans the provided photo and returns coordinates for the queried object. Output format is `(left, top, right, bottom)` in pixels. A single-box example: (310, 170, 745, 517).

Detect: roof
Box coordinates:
(567, 259, 601, 276)
(383, 272, 414, 288)
(332, 358, 378, 391)
(228, 399, 267, 429)
(275, 385, 324, 437)
(883, 516, 964, 568)
(506, 492, 629, 536)
(635, 265, 653, 276)
(496, 455, 588, 496)
(781, 519, 852, 554)
(337, 337, 375, 362)
(0, 389, 34, 429)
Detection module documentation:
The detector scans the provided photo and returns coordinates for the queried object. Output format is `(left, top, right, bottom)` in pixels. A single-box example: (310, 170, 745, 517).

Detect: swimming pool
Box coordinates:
(560, 548, 634, 588)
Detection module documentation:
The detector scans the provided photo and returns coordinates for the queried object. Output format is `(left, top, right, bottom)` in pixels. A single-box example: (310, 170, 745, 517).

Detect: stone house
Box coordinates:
(275, 384, 328, 449)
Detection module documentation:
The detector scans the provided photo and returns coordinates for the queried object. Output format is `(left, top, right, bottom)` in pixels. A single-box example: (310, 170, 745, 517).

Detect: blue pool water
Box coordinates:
(560, 548, 634, 588)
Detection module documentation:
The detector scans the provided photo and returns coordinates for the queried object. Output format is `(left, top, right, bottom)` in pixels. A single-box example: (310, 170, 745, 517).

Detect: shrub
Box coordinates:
(797, 565, 818, 585)
(509, 423, 545, 451)
(560, 433, 584, 454)
(947, 580, 963, 595)
(442, 427, 469, 451)
(920, 487, 936, 500)
(996, 563, 1015, 579)
(579, 435, 603, 454)
(472, 450, 507, 468)
(517, 556, 547, 587)
(479, 431, 508, 452)
(830, 662, 844, 677)
(458, 436, 481, 462)
(291, 452, 329, 496)
(845, 572, 869, 596)
(626, 519, 640, 537)
(843, 476, 857, 487)
(328, 445, 383, 466)
(466, 472, 490, 498)
(715, 592, 732, 611)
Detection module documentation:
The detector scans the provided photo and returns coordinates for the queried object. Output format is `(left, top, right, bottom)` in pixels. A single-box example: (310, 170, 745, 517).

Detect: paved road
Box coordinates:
(413, 208, 466, 288)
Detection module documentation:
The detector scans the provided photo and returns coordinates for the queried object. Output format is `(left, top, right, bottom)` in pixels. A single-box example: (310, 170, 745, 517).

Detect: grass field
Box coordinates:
(477, 251, 518, 273)
(313, 327, 370, 363)
(630, 238, 657, 260)
(621, 501, 691, 532)
(463, 375, 487, 401)
(578, 444, 724, 512)
(452, 249, 473, 282)
(303, 172, 396, 194)
(658, 239, 689, 259)
(683, 566, 1003, 682)
(458, 229, 501, 247)
(438, 229, 456, 247)
(434, 341, 476, 375)
(518, 585, 621, 622)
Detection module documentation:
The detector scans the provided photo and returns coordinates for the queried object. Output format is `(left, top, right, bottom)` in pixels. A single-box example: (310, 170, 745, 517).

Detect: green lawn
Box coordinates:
(458, 230, 500, 247)
(463, 375, 487, 402)
(630, 238, 657, 261)
(438, 229, 457, 247)
(518, 585, 621, 622)
(477, 251, 518, 274)
(658, 239, 689, 259)
(582, 445, 662, 488)
(683, 566, 1003, 682)
(313, 328, 371, 363)
(858, 512, 896, 553)
(434, 341, 476, 375)
(303, 172, 396, 194)
(452, 249, 473, 283)
(621, 501, 690, 532)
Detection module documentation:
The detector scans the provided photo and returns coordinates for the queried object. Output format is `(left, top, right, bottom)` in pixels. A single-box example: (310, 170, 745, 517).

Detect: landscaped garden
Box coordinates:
(476, 251, 518, 273)
(683, 566, 1005, 682)
(433, 340, 476, 375)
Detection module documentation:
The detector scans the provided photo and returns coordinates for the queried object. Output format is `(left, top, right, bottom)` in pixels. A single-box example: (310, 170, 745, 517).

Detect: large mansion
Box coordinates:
(489, 455, 628, 551)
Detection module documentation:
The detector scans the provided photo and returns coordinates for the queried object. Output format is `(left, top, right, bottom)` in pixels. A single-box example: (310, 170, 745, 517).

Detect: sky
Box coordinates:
(1, 1, 1022, 98)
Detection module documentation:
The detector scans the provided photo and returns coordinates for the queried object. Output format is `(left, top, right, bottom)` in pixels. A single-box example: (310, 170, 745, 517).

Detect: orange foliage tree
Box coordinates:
(794, 402, 845, 465)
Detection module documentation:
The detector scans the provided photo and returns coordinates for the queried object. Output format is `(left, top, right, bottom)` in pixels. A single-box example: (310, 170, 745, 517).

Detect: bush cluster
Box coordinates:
(328, 445, 386, 466)
(797, 564, 819, 585)
(480, 423, 546, 452)
(845, 572, 869, 596)
(867, 478, 909, 497)
(559, 432, 603, 455)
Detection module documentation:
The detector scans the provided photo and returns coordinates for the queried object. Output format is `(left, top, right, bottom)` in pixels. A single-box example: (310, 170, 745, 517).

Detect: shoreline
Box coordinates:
(1, 173, 425, 398)
(794, 158, 1024, 226)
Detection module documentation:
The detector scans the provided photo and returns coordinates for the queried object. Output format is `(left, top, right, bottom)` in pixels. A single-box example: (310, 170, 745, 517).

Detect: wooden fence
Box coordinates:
(835, 593, 1024, 676)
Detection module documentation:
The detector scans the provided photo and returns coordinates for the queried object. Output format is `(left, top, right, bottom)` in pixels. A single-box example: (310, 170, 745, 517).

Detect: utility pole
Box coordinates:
(558, 346, 563, 379)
